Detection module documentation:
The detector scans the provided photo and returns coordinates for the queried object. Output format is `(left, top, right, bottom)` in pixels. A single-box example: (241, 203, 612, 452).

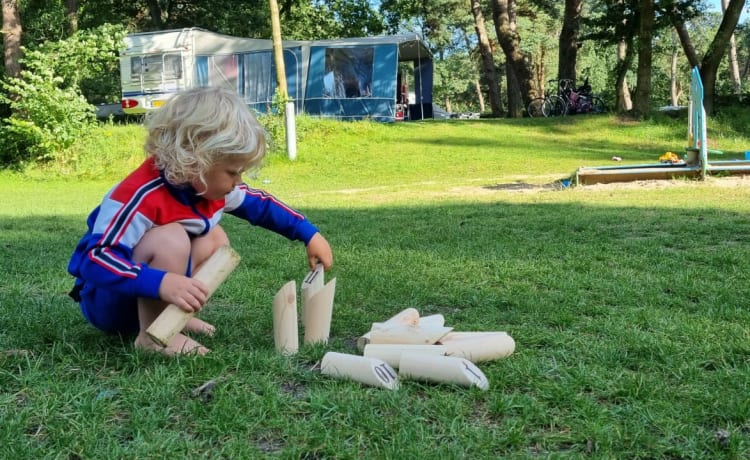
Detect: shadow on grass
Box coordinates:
(2, 199, 749, 355)
(3, 199, 750, 458)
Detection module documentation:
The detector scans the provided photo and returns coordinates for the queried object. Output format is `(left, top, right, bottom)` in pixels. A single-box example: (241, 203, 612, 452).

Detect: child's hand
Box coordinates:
(159, 272, 209, 313)
(306, 232, 333, 271)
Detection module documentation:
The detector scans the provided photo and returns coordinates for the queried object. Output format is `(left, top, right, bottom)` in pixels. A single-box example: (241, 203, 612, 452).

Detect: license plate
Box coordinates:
(152, 100, 165, 108)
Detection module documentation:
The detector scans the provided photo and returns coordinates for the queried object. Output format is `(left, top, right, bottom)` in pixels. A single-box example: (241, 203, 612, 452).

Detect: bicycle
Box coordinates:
(527, 79, 567, 117)
(558, 78, 607, 115)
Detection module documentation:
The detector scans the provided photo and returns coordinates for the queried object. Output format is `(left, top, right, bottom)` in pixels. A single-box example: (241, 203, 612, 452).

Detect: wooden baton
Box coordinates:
(145, 245, 241, 347)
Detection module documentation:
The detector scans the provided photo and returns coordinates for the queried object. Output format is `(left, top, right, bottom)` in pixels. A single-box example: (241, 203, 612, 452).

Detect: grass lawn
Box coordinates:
(1, 112, 750, 458)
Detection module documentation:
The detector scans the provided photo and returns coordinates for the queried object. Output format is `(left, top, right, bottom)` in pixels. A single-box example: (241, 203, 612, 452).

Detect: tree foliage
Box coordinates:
(0, 24, 126, 165)
(0, 0, 747, 163)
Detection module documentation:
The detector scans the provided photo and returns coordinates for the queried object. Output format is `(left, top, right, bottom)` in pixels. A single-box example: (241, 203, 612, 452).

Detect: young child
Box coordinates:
(67, 87, 333, 356)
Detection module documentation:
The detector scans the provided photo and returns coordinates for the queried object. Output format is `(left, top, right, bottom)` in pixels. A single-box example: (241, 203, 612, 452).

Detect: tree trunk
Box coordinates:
(269, 0, 287, 98)
(145, 0, 164, 29)
(491, 0, 537, 117)
(670, 43, 681, 106)
(633, 0, 654, 118)
(672, 0, 744, 114)
(672, 20, 700, 68)
(505, 61, 522, 117)
(533, 46, 545, 96)
(721, 0, 741, 94)
(470, 0, 501, 116)
(2, 0, 22, 79)
(473, 79, 485, 112)
(615, 38, 633, 112)
(558, 0, 582, 82)
(65, 0, 78, 34)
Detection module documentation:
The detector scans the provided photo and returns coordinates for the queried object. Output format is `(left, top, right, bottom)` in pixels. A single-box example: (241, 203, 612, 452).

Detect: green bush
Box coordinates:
(0, 24, 125, 166)
(0, 67, 96, 164)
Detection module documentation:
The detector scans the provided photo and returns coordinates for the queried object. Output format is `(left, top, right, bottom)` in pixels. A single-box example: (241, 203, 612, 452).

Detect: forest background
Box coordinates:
(0, 0, 748, 166)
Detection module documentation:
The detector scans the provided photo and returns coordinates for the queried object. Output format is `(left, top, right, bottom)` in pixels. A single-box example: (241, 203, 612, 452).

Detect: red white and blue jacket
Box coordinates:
(68, 157, 319, 301)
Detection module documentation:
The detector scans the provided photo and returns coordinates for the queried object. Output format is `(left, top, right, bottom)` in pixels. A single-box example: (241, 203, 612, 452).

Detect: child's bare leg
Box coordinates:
(131, 223, 210, 355)
(180, 225, 230, 338)
(132, 224, 231, 355)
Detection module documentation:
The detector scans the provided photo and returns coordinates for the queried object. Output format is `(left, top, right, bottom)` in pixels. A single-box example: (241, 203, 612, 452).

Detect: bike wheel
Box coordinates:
(527, 98, 546, 117)
(590, 96, 607, 114)
(543, 96, 567, 117)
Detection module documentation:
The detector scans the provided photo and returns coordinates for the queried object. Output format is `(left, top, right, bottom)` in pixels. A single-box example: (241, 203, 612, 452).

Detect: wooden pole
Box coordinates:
(417, 314, 445, 328)
(146, 246, 241, 347)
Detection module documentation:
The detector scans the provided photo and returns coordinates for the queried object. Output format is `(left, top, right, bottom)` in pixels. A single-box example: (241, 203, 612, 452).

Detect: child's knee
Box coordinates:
(191, 225, 230, 267)
(207, 225, 230, 247)
(133, 223, 191, 269)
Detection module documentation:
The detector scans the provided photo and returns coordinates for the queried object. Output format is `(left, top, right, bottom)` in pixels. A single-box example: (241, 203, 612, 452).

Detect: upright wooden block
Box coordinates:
(273, 280, 298, 355)
(301, 264, 324, 308)
(301, 264, 336, 345)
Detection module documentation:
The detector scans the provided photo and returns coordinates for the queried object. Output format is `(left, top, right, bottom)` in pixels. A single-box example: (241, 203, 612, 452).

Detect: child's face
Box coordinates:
(193, 156, 250, 200)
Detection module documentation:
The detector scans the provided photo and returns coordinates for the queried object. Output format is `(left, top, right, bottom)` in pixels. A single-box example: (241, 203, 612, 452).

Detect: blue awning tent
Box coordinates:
(120, 29, 434, 121)
(301, 35, 433, 121)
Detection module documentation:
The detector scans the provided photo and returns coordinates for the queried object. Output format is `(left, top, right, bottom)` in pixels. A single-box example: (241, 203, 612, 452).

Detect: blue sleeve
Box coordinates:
(225, 185, 319, 244)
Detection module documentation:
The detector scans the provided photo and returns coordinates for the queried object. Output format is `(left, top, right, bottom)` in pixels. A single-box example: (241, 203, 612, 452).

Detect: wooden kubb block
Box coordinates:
(439, 332, 516, 363)
(356, 307, 421, 352)
(301, 264, 336, 345)
(321, 352, 399, 390)
(398, 352, 489, 391)
(273, 264, 336, 354)
(146, 245, 241, 347)
(368, 324, 453, 346)
(363, 344, 447, 369)
(272, 280, 298, 355)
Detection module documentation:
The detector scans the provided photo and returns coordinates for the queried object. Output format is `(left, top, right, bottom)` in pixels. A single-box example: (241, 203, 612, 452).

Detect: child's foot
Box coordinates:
(135, 332, 210, 356)
(184, 317, 216, 337)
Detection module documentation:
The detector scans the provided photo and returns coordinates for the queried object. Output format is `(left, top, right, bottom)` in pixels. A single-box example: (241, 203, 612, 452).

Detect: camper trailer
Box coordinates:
(119, 28, 434, 121)
(119, 28, 304, 115)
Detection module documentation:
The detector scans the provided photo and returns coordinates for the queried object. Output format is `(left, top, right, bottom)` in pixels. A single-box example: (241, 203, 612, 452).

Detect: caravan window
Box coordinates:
(243, 52, 274, 105)
(208, 55, 239, 91)
(130, 54, 182, 81)
(324, 48, 373, 98)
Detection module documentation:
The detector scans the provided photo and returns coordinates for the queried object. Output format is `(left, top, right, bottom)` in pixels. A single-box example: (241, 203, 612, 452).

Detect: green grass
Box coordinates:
(2, 113, 750, 458)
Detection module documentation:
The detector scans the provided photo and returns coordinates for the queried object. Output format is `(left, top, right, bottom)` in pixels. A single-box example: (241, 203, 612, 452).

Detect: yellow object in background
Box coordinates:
(659, 151, 681, 163)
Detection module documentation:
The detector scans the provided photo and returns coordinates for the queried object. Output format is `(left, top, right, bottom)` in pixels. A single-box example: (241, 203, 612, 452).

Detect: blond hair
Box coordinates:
(144, 86, 266, 187)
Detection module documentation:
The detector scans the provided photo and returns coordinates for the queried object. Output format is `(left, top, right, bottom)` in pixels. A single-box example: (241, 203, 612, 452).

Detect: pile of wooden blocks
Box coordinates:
(321, 307, 515, 391)
(269, 265, 515, 391)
